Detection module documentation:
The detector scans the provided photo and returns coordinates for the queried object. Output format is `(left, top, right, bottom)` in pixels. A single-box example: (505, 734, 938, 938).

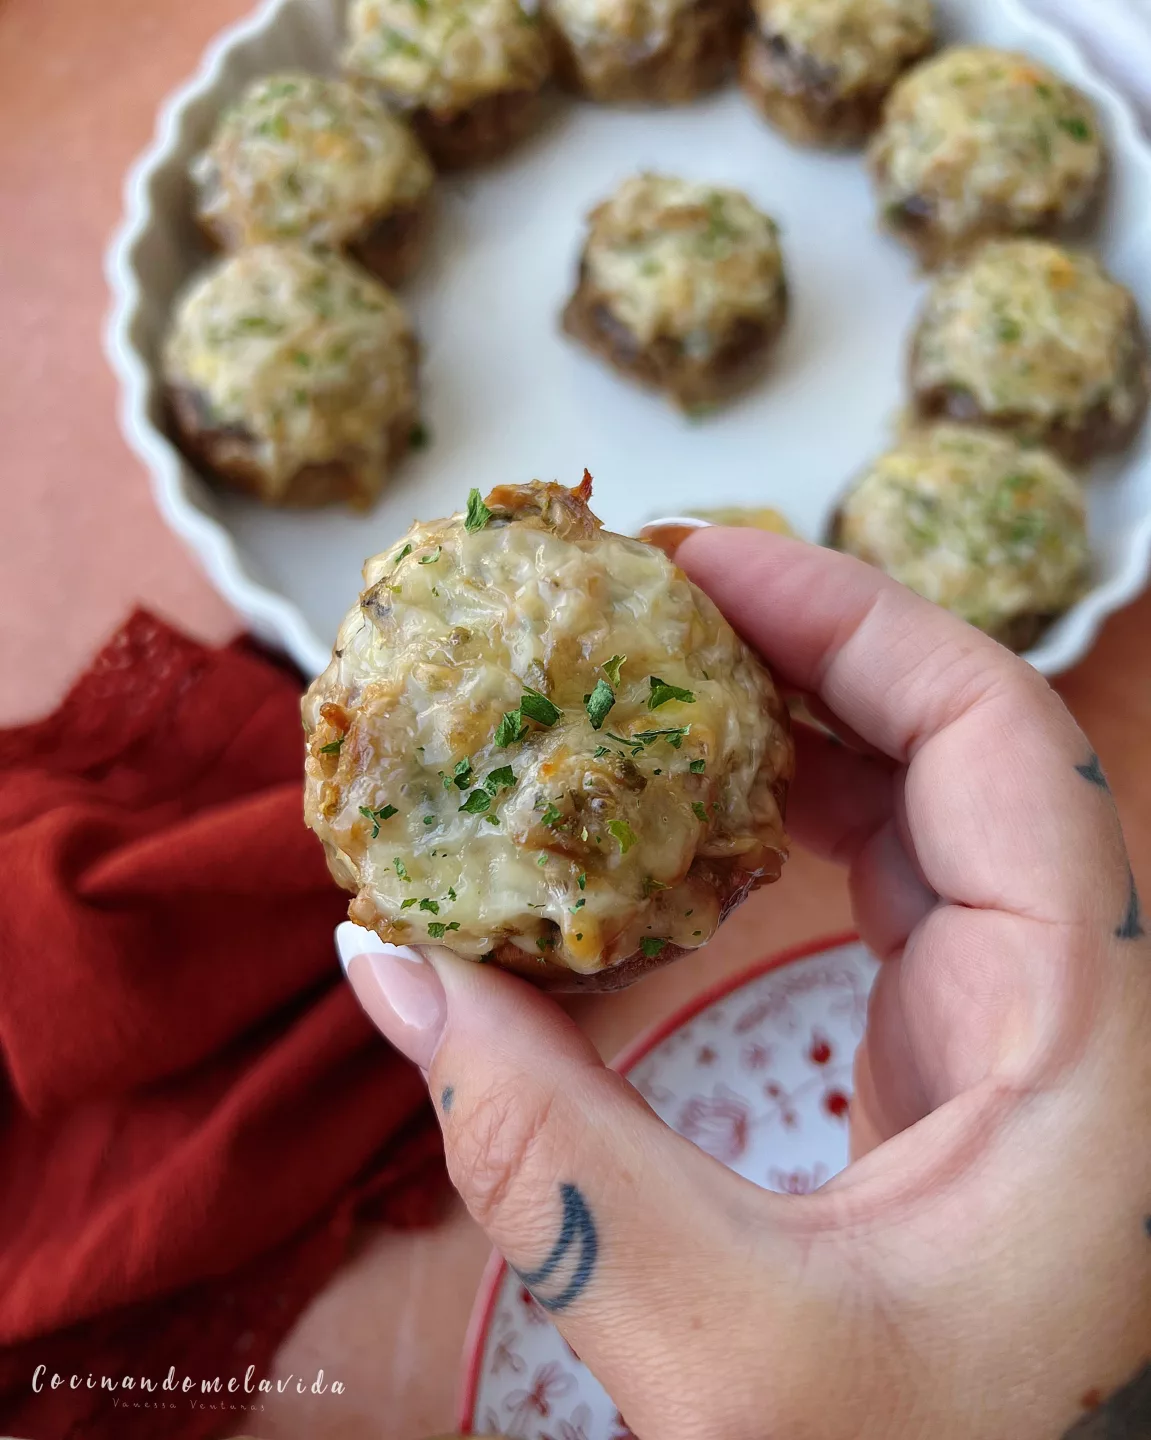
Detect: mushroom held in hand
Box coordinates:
(303, 477, 793, 991)
(163, 245, 419, 509)
(563, 173, 788, 410)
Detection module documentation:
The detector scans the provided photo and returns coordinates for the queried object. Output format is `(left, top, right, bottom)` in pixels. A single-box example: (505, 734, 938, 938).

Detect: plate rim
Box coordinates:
(103, 0, 1151, 680)
(454, 926, 862, 1432)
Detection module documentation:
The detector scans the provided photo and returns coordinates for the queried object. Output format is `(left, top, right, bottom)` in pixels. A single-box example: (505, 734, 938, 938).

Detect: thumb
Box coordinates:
(335, 924, 827, 1433)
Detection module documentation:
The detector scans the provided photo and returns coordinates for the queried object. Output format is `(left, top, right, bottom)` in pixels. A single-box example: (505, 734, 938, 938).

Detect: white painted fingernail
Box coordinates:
(639, 515, 713, 533)
(335, 920, 393, 976)
(639, 516, 713, 560)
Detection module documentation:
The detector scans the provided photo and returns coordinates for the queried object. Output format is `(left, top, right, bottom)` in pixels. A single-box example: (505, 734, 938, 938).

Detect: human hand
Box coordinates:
(336, 529, 1151, 1439)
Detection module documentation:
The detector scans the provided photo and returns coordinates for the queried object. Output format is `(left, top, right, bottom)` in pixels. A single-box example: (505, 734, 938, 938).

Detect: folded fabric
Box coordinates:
(0, 611, 446, 1440)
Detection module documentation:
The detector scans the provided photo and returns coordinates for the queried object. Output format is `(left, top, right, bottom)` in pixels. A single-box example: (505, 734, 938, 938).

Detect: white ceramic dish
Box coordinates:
(105, 0, 1151, 679)
(457, 932, 877, 1436)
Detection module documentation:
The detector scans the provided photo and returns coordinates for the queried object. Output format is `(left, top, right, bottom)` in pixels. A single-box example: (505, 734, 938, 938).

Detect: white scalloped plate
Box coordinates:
(105, 0, 1151, 679)
(457, 933, 878, 1437)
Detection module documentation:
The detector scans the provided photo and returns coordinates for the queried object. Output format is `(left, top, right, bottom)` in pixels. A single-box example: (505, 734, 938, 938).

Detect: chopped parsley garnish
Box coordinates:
(427, 921, 460, 939)
(418, 546, 442, 565)
(585, 679, 615, 730)
(642, 877, 668, 896)
(1058, 115, 1092, 142)
(601, 654, 626, 686)
(401, 897, 418, 909)
(419, 898, 440, 915)
(485, 814, 500, 826)
(358, 803, 397, 838)
(577, 872, 586, 889)
(423, 814, 435, 825)
(483, 765, 515, 794)
(689, 758, 706, 773)
(520, 687, 562, 726)
(633, 726, 690, 749)
(640, 937, 666, 958)
(392, 543, 412, 563)
(570, 898, 585, 912)
(447, 887, 457, 901)
(537, 855, 548, 867)
(393, 857, 411, 881)
(319, 737, 344, 755)
(995, 316, 1022, 343)
(409, 420, 431, 449)
(536, 933, 556, 953)
(494, 709, 529, 747)
(575, 932, 583, 941)
(464, 488, 492, 533)
(459, 789, 491, 814)
(450, 758, 473, 790)
(608, 819, 638, 854)
(692, 802, 709, 823)
(648, 676, 696, 710)
(540, 802, 563, 828)
(290, 350, 312, 369)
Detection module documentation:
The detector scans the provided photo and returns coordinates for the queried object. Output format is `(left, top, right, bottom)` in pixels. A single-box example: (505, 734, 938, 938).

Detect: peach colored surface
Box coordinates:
(1, 2, 1150, 1437)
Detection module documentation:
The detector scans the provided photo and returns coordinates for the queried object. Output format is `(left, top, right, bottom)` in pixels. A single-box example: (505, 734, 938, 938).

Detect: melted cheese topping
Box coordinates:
(192, 73, 433, 250)
(163, 245, 416, 496)
(836, 424, 1089, 636)
(581, 174, 786, 350)
(302, 483, 791, 975)
(869, 46, 1103, 241)
(344, 0, 551, 114)
(912, 240, 1146, 432)
(546, 0, 698, 65)
(751, 0, 933, 97)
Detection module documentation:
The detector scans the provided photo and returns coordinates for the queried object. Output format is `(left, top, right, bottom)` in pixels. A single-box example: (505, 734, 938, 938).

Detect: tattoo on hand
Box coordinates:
(514, 1182, 598, 1313)
(1116, 869, 1145, 941)
(1061, 1362, 1151, 1437)
(440, 1085, 454, 1114)
(1075, 754, 1110, 792)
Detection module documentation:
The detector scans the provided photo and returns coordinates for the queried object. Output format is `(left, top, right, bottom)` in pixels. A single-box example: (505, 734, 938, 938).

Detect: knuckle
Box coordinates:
(446, 1074, 557, 1230)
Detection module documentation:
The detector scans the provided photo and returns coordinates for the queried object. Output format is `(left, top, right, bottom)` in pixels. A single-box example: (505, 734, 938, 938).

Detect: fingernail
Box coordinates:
(638, 515, 712, 560)
(335, 923, 446, 1070)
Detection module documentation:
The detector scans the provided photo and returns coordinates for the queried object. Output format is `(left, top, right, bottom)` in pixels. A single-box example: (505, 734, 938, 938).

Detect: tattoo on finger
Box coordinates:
(514, 1182, 598, 1313)
(1116, 870, 1145, 941)
(1075, 754, 1110, 792)
(440, 1085, 454, 1114)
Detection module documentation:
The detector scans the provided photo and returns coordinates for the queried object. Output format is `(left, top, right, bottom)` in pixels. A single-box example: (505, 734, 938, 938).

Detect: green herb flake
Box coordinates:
(418, 546, 442, 565)
(419, 898, 440, 915)
(451, 758, 473, 790)
(392, 543, 413, 563)
(459, 789, 491, 814)
(540, 802, 563, 828)
(693, 930, 703, 938)
(537, 855, 548, 867)
(400, 897, 418, 909)
(608, 819, 638, 854)
(447, 886, 457, 902)
(358, 803, 398, 838)
(393, 857, 411, 881)
(319, 737, 344, 755)
(464, 488, 492, 533)
(584, 678, 615, 731)
(409, 421, 431, 449)
(640, 936, 666, 958)
(995, 316, 1022, 343)
(536, 933, 556, 953)
(570, 898, 585, 912)
(520, 687, 562, 727)
(601, 654, 626, 686)
(423, 814, 435, 826)
(495, 708, 528, 747)
(577, 872, 586, 889)
(648, 676, 696, 710)
(485, 814, 500, 826)
(692, 802, 709, 823)
(483, 765, 515, 794)
(427, 921, 460, 939)
(689, 758, 706, 773)
(633, 726, 690, 749)
(1058, 115, 1092, 142)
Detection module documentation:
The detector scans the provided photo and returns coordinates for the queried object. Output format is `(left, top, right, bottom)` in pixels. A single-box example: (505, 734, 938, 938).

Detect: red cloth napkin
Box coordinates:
(0, 611, 446, 1440)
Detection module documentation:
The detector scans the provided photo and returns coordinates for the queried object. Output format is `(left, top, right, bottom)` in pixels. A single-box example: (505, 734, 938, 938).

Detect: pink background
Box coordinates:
(2, 1, 1150, 1433)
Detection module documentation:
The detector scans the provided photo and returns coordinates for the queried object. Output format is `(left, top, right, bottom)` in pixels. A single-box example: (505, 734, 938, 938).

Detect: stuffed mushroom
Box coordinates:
(909, 239, 1150, 464)
(163, 245, 419, 510)
(191, 73, 435, 286)
(343, 0, 552, 168)
(542, 0, 742, 104)
(869, 45, 1104, 266)
(563, 173, 788, 409)
(302, 476, 793, 991)
(740, 0, 934, 148)
(828, 424, 1090, 650)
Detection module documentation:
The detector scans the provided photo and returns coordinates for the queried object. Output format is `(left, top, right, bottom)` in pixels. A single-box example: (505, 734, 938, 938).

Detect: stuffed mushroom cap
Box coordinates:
(869, 45, 1104, 261)
(910, 239, 1150, 462)
(343, 0, 551, 116)
(829, 424, 1090, 649)
(163, 244, 418, 509)
(302, 477, 793, 990)
(191, 73, 434, 261)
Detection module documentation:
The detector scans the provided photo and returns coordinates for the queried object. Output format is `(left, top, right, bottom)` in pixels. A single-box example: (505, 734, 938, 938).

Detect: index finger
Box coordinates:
(676, 528, 1134, 933)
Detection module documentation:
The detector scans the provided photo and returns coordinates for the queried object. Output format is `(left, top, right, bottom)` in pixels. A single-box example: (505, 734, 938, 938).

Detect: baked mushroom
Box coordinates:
(191, 73, 435, 286)
(541, 0, 742, 104)
(909, 239, 1150, 464)
(740, 0, 934, 148)
(343, 0, 552, 169)
(163, 245, 419, 510)
(563, 173, 788, 409)
(869, 45, 1104, 266)
(828, 424, 1090, 650)
(302, 476, 793, 991)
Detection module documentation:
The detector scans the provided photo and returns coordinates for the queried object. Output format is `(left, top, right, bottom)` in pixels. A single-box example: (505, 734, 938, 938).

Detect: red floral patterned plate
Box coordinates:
(458, 932, 877, 1437)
